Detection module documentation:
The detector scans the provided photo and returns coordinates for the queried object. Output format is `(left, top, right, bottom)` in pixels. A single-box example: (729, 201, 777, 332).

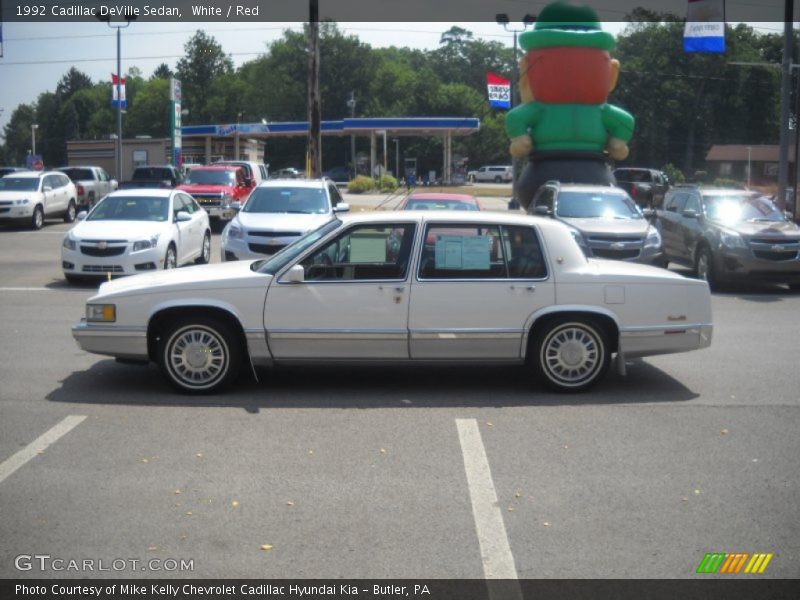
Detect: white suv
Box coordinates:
(469, 165, 513, 183)
(221, 179, 349, 261)
(0, 170, 78, 229)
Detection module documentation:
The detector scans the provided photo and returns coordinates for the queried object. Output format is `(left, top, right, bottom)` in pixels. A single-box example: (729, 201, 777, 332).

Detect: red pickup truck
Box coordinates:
(176, 165, 253, 223)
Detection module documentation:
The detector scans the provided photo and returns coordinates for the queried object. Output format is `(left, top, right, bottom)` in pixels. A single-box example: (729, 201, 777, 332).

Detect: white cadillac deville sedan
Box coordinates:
(72, 211, 713, 394)
(62, 189, 211, 281)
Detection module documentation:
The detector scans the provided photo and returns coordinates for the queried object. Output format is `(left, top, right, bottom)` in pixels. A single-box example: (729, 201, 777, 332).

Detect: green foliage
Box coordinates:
(661, 163, 685, 184)
(693, 170, 709, 183)
(712, 177, 743, 188)
(176, 31, 234, 124)
(348, 175, 375, 193)
(377, 174, 398, 192)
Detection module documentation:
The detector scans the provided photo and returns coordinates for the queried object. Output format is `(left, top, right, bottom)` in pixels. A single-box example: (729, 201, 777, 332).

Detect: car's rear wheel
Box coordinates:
(164, 244, 177, 269)
(532, 317, 610, 393)
(494, 175, 502, 183)
(195, 231, 211, 264)
(31, 205, 44, 230)
(158, 317, 242, 393)
(695, 246, 717, 290)
(64, 200, 76, 223)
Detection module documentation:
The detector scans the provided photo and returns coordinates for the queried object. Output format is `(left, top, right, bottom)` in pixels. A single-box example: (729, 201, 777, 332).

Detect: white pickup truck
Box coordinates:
(56, 166, 118, 211)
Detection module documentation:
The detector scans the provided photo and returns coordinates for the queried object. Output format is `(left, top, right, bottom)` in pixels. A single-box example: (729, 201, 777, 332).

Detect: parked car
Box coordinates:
(270, 167, 303, 179)
(468, 165, 513, 183)
(398, 192, 482, 211)
(613, 167, 670, 209)
(0, 166, 28, 178)
(213, 160, 267, 186)
(72, 211, 713, 394)
(221, 178, 349, 261)
(61, 189, 211, 282)
(56, 166, 118, 212)
(656, 185, 800, 290)
(119, 165, 183, 189)
(176, 165, 251, 224)
(0, 170, 78, 229)
(322, 166, 353, 184)
(530, 182, 664, 266)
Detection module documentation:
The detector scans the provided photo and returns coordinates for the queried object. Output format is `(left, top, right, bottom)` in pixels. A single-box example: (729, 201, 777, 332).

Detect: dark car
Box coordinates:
(322, 166, 353, 184)
(656, 186, 800, 290)
(530, 181, 664, 265)
(613, 167, 670, 209)
(0, 167, 28, 178)
(398, 192, 482, 211)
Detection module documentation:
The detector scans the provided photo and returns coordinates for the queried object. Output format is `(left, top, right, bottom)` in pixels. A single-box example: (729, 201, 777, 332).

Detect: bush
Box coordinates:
(377, 174, 398, 192)
(347, 175, 374, 194)
(693, 170, 708, 183)
(713, 177, 743, 189)
(661, 163, 685, 184)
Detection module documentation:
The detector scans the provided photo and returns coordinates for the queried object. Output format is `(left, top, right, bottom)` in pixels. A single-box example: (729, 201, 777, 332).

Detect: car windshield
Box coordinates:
(616, 170, 651, 182)
(253, 220, 342, 274)
(0, 177, 39, 192)
(556, 191, 642, 219)
(244, 186, 328, 214)
(59, 168, 93, 181)
(704, 194, 785, 223)
(405, 200, 478, 211)
(88, 196, 169, 222)
(183, 170, 237, 186)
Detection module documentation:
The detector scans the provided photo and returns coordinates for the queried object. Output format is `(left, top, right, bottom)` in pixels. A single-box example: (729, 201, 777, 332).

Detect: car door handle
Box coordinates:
(510, 285, 536, 291)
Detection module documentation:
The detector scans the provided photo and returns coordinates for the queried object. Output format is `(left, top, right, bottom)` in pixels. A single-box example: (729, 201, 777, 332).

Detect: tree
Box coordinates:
(151, 63, 173, 80)
(2, 104, 37, 165)
(126, 78, 171, 137)
(176, 30, 234, 124)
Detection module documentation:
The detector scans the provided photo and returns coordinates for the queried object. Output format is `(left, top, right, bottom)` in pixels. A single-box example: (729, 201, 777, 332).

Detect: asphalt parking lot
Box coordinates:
(0, 214, 799, 581)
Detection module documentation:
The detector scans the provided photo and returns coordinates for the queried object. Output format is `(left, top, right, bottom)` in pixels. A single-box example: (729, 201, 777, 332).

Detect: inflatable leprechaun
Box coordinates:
(504, 1, 635, 210)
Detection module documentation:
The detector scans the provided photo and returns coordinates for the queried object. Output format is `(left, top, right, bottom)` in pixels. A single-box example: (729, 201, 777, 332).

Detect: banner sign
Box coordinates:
(684, 0, 726, 53)
(486, 72, 511, 109)
(111, 73, 127, 108)
(170, 77, 182, 168)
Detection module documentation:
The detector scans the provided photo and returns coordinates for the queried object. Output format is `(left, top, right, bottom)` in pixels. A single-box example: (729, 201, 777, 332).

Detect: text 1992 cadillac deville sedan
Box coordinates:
(72, 212, 713, 394)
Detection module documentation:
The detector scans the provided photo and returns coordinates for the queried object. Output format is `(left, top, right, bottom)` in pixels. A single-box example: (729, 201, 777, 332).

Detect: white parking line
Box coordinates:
(456, 418, 522, 598)
(0, 287, 87, 292)
(0, 416, 86, 484)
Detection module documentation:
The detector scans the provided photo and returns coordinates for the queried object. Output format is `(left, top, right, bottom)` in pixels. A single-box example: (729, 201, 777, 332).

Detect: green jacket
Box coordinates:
(505, 101, 634, 153)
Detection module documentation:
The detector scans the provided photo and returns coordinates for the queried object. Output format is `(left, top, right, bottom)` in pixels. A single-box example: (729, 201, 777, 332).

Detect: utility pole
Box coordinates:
(307, 0, 321, 178)
(778, 0, 794, 211)
(347, 91, 356, 177)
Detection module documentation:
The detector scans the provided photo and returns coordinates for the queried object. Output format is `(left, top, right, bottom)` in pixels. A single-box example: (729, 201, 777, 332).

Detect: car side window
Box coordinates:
(502, 225, 548, 279)
(177, 194, 196, 214)
(300, 223, 416, 282)
(534, 186, 556, 212)
(665, 192, 687, 213)
(684, 194, 701, 213)
(42, 175, 56, 190)
(327, 184, 342, 207)
(418, 224, 505, 280)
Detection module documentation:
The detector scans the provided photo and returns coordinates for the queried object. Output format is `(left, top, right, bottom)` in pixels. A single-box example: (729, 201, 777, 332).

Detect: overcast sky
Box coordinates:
(0, 20, 786, 141)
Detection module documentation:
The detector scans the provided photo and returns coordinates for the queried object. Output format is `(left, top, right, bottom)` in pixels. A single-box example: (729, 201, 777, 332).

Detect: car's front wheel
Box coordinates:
(31, 205, 44, 230)
(158, 317, 242, 393)
(195, 231, 211, 264)
(531, 317, 610, 393)
(695, 246, 717, 290)
(164, 244, 177, 269)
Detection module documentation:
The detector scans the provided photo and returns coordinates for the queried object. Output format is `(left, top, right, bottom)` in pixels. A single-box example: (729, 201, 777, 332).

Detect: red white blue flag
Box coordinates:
(111, 73, 127, 109)
(486, 73, 511, 109)
(684, 0, 726, 53)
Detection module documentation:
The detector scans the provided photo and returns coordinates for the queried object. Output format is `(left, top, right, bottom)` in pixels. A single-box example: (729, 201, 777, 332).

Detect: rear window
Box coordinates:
(59, 168, 93, 181)
(134, 168, 174, 180)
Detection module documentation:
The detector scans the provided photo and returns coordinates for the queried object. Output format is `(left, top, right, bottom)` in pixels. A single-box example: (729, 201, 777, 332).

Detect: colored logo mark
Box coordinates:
(696, 553, 773, 574)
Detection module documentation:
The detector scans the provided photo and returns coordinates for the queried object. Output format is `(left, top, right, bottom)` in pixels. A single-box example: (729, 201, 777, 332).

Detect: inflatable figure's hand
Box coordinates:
(606, 137, 629, 161)
(509, 134, 533, 158)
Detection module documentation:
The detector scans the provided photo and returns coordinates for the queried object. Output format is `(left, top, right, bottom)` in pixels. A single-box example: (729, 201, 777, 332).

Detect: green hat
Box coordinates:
(519, 1, 615, 51)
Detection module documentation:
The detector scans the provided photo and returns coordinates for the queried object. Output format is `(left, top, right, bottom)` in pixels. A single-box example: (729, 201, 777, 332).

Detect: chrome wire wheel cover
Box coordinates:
(540, 322, 604, 387)
(165, 325, 229, 389)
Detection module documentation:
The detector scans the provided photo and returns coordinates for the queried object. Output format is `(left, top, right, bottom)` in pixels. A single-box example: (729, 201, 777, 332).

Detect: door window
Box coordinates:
(534, 186, 556, 213)
(665, 193, 687, 213)
(418, 224, 505, 279)
(502, 225, 548, 279)
(684, 194, 701, 213)
(300, 223, 416, 281)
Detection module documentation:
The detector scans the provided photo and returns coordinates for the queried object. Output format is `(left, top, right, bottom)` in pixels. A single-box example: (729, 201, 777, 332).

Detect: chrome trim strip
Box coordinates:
(268, 329, 407, 341)
(72, 324, 147, 338)
(620, 323, 711, 336)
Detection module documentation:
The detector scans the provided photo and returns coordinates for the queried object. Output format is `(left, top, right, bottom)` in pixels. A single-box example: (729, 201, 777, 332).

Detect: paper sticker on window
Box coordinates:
(434, 235, 491, 270)
(350, 233, 387, 263)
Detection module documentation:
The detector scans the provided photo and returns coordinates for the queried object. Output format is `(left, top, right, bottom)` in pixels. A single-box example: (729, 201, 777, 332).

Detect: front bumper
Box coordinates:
(221, 233, 301, 261)
(0, 204, 35, 221)
(715, 246, 800, 283)
(72, 319, 149, 360)
(62, 244, 163, 277)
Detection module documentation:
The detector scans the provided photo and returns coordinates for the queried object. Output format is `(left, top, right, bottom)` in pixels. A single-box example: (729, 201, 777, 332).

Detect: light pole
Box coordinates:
(347, 91, 356, 177)
(496, 13, 536, 209)
(31, 124, 39, 156)
(747, 146, 752, 189)
(393, 138, 400, 179)
(97, 12, 136, 181)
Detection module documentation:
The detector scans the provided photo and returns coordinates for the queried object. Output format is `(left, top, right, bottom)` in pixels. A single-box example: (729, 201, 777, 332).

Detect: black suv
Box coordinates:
(656, 185, 800, 290)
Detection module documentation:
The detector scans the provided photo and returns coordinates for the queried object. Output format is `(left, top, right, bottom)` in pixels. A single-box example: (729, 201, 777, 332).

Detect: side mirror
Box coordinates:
(642, 208, 655, 219)
(534, 205, 551, 216)
(333, 203, 350, 213)
(77, 211, 88, 221)
(110, 179, 119, 190)
(681, 208, 698, 219)
(175, 211, 192, 222)
(231, 200, 242, 211)
(282, 264, 305, 284)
